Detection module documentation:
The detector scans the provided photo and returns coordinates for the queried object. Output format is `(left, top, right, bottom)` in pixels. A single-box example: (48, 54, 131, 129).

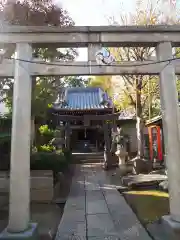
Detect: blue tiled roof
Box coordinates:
(55, 87, 113, 110)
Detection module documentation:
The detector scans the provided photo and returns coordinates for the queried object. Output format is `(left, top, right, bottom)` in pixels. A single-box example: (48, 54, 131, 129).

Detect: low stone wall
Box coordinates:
(0, 170, 54, 204)
(31, 170, 54, 203)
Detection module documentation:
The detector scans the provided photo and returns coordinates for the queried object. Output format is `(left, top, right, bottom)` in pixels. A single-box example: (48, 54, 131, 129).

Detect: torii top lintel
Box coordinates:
(1, 25, 180, 47)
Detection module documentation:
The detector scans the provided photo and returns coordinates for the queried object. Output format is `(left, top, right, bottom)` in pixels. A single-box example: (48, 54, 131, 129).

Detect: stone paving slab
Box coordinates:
(85, 182, 100, 191)
(87, 213, 117, 237)
(56, 235, 86, 240)
(65, 196, 85, 207)
(86, 190, 104, 200)
(57, 220, 86, 235)
(86, 200, 109, 214)
(88, 236, 120, 240)
(60, 209, 86, 222)
(55, 164, 152, 240)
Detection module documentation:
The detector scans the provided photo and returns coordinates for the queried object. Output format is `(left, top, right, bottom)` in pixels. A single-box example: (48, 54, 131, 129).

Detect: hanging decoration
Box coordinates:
(95, 47, 115, 65)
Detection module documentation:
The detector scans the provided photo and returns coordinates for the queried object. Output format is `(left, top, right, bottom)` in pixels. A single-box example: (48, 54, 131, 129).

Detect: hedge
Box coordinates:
(30, 150, 72, 177)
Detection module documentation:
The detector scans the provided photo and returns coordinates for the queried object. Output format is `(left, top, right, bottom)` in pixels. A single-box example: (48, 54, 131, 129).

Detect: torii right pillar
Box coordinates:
(157, 42, 180, 235)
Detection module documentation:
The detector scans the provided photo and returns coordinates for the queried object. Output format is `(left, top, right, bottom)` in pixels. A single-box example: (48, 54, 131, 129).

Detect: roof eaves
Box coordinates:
(146, 115, 162, 125)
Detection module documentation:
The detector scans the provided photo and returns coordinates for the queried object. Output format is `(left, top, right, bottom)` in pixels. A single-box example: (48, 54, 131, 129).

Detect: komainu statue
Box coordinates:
(111, 127, 128, 167)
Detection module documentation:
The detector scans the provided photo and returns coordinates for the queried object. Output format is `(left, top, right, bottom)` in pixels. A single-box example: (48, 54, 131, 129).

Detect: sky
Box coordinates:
(55, 0, 136, 61)
(58, 0, 135, 26)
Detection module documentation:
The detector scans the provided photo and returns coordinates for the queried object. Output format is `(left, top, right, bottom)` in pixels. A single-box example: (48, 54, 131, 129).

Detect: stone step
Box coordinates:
(74, 157, 103, 161)
(74, 159, 104, 164)
(74, 156, 104, 160)
(73, 153, 103, 157)
(72, 153, 104, 163)
(80, 158, 104, 162)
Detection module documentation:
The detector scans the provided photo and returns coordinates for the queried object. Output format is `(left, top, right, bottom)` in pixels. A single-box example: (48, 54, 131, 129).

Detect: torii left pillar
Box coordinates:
(0, 43, 38, 239)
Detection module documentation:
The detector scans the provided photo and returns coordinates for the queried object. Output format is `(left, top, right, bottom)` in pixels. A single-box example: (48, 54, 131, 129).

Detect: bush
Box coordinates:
(38, 125, 55, 145)
(30, 151, 70, 177)
(0, 115, 12, 131)
(39, 125, 54, 136)
(0, 134, 11, 150)
(37, 144, 55, 153)
(63, 148, 72, 162)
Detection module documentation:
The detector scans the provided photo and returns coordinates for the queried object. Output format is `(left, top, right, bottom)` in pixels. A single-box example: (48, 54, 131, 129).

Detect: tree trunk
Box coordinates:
(148, 78, 153, 119)
(136, 77, 144, 158)
(136, 116, 144, 157)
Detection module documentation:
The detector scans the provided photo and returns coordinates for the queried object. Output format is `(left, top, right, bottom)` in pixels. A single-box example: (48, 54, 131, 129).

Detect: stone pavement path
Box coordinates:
(55, 164, 152, 240)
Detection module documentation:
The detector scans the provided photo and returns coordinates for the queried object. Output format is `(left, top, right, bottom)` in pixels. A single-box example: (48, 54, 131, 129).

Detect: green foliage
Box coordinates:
(0, 115, 11, 151)
(0, 133, 11, 142)
(176, 78, 180, 101)
(31, 78, 58, 120)
(0, 134, 11, 158)
(31, 152, 64, 175)
(0, 116, 11, 168)
(64, 76, 88, 87)
(0, 116, 11, 130)
(39, 125, 54, 137)
(63, 148, 72, 162)
(37, 144, 55, 153)
(88, 76, 113, 97)
(38, 124, 55, 146)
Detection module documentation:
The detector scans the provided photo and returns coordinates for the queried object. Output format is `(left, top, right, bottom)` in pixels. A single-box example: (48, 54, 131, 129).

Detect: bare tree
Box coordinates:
(108, 0, 169, 157)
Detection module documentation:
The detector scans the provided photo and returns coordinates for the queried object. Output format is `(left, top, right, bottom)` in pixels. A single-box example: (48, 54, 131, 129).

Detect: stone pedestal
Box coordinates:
(103, 152, 118, 170)
(118, 155, 126, 165)
(0, 223, 38, 239)
(132, 157, 153, 174)
(115, 149, 127, 165)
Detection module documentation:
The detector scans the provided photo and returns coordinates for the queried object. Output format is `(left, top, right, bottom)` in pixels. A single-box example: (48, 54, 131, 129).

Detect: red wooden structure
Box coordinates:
(146, 116, 163, 162)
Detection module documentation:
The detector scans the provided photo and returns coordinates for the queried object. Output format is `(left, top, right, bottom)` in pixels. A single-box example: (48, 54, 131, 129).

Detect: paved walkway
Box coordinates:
(55, 164, 152, 240)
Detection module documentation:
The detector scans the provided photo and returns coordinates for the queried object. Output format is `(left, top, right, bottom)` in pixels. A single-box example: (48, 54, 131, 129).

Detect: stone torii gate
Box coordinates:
(0, 25, 180, 238)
